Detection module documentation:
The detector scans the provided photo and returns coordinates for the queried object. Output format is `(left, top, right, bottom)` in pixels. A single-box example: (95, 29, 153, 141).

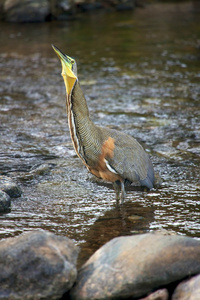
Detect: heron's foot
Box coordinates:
(113, 181, 120, 201)
(113, 180, 126, 204)
(120, 181, 126, 204)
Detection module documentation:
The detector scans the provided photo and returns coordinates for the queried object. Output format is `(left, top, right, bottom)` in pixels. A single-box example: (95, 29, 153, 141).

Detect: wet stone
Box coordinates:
(70, 233, 200, 300)
(31, 163, 51, 176)
(0, 230, 79, 300)
(0, 176, 22, 198)
(139, 288, 169, 300)
(3, 0, 50, 22)
(172, 274, 200, 300)
(18, 163, 52, 182)
(0, 190, 11, 213)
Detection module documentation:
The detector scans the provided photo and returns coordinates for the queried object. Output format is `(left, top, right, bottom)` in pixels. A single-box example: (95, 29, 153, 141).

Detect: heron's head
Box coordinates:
(52, 45, 77, 95)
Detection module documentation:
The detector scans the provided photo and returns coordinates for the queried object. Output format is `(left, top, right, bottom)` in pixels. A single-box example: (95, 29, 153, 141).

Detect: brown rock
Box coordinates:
(0, 230, 79, 299)
(172, 274, 200, 300)
(70, 233, 200, 300)
(139, 288, 169, 300)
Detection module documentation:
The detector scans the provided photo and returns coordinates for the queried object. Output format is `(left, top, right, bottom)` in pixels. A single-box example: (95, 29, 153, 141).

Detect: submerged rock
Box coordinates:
(116, 0, 135, 11)
(0, 175, 22, 198)
(0, 230, 79, 300)
(78, 2, 103, 12)
(70, 233, 200, 300)
(172, 274, 200, 300)
(18, 163, 52, 182)
(0, 190, 11, 213)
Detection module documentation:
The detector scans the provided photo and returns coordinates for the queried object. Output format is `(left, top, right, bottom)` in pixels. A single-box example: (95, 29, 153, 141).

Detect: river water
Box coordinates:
(0, 2, 200, 266)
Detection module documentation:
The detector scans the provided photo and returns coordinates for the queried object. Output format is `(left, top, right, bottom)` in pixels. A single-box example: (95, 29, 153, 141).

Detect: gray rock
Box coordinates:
(0, 175, 22, 198)
(3, 0, 50, 22)
(70, 233, 200, 300)
(116, 0, 135, 11)
(0, 230, 79, 300)
(172, 274, 200, 300)
(139, 288, 169, 300)
(0, 190, 11, 213)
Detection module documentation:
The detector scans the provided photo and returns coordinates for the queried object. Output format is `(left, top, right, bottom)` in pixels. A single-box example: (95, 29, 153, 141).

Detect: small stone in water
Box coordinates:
(0, 190, 11, 213)
(0, 176, 22, 198)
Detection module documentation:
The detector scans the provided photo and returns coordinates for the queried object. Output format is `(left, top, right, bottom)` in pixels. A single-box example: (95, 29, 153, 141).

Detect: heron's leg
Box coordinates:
(120, 180, 126, 204)
(113, 181, 120, 201)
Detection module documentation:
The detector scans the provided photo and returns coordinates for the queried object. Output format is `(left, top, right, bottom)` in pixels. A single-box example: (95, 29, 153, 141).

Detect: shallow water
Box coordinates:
(0, 2, 200, 266)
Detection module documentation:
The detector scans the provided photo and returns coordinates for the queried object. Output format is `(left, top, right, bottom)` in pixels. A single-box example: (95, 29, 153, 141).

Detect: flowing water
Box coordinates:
(0, 2, 200, 267)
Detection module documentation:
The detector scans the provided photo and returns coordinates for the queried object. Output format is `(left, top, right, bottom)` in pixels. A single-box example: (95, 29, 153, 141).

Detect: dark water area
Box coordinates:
(0, 2, 200, 267)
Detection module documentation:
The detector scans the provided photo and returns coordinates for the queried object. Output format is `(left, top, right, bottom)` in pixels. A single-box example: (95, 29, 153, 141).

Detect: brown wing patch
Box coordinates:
(99, 137, 115, 170)
(88, 137, 123, 183)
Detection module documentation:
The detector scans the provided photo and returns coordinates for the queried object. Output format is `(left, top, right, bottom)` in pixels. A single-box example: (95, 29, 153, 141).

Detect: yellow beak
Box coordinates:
(52, 45, 77, 95)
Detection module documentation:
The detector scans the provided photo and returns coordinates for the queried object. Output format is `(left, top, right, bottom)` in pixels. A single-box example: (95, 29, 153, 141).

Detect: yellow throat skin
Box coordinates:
(52, 44, 77, 95)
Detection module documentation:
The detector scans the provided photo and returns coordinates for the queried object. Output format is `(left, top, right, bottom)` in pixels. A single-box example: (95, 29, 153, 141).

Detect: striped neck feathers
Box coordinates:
(67, 80, 89, 118)
(66, 80, 94, 163)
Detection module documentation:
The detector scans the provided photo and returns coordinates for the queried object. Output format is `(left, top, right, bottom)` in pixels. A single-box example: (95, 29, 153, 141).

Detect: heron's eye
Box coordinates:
(71, 59, 75, 64)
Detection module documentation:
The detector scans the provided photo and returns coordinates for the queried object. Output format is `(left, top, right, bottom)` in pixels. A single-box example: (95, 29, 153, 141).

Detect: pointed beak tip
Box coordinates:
(51, 44, 59, 55)
(51, 44, 63, 63)
(51, 44, 57, 51)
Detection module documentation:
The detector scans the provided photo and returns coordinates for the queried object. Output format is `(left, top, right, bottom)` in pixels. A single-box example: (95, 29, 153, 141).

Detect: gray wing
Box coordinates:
(102, 128, 155, 189)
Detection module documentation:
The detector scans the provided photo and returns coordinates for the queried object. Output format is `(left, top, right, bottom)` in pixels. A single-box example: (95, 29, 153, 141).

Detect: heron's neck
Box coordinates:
(66, 80, 96, 163)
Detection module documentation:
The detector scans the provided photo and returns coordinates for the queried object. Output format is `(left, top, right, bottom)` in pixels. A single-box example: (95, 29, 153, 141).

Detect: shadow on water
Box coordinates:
(0, 2, 200, 266)
(78, 200, 155, 268)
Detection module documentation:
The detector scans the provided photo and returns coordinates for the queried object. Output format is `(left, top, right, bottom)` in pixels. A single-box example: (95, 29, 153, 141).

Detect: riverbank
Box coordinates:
(0, 0, 199, 23)
(0, 0, 142, 23)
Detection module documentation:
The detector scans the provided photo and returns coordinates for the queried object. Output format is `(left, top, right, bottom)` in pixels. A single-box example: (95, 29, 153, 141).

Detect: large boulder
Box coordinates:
(70, 232, 200, 300)
(3, 0, 50, 22)
(0, 230, 79, 300)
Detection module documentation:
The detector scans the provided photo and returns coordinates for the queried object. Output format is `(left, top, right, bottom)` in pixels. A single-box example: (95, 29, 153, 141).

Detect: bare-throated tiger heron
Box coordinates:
(52, 45, 155, 203)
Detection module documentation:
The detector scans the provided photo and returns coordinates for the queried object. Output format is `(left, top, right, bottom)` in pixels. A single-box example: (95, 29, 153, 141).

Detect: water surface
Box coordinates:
(0, 2, 200, 266)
